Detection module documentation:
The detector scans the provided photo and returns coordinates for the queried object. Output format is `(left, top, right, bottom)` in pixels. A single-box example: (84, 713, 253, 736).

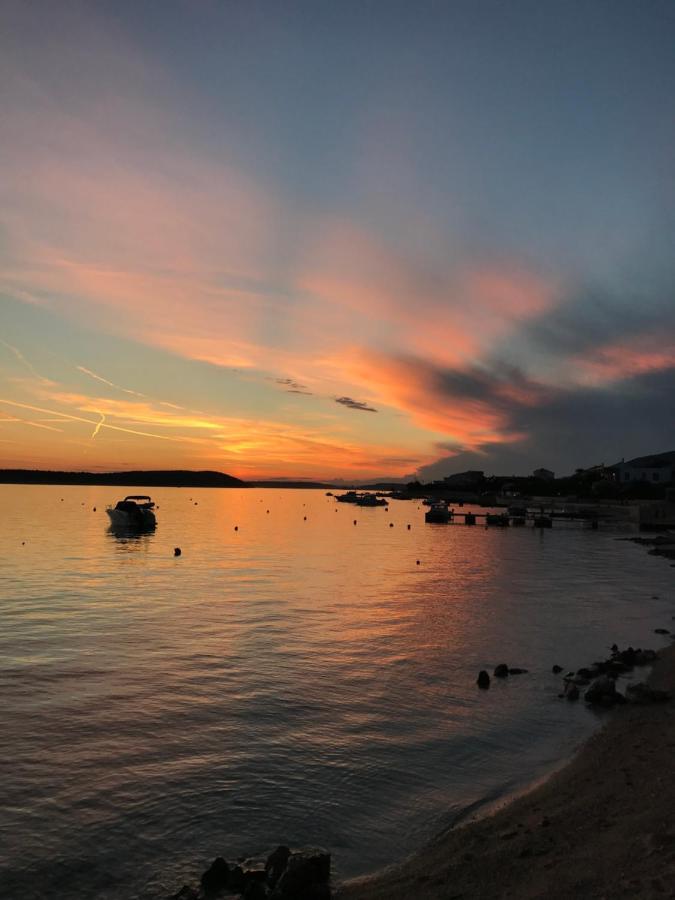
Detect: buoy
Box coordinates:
(234, 526, 238, 531)
(93, 507, 96, 512)
(266, 509, 270, 514)
(416, 560, 420, 565)
(353, 520, 357, 525)
(194, 502, 198, 505)
(303, 516, 307, 520)
(174, 547, 182, 557)
(389, 522, 394, 527)
(407, 524, 411, 530)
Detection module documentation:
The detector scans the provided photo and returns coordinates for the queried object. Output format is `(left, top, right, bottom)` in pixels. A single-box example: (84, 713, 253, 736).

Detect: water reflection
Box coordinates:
(1, 485, 673, 900)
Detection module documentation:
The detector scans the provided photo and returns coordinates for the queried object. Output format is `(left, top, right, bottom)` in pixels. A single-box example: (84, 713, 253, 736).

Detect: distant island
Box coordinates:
(0, 469, 247, 488)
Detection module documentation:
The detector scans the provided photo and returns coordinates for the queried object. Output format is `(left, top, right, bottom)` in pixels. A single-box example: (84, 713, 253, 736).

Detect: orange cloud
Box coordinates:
(337, 350, 526, 449)
(573, 334, 675, 385)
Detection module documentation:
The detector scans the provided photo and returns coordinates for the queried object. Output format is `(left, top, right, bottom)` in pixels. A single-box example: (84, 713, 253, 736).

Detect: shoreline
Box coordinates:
(337, 639, 675, 899)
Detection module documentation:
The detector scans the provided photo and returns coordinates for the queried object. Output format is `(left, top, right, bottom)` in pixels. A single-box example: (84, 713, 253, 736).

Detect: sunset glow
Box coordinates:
(2, 1, 674, 478)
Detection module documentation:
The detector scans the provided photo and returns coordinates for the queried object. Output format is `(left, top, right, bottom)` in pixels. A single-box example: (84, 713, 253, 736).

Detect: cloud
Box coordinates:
(335, 396, 378, 412)
(274, 377, 313, 395)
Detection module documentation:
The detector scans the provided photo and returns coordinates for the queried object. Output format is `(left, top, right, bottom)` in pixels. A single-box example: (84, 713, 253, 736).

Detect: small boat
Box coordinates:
(486, 513, 509, 527)
(355, 494, 388, 507)
(464, 512, 476, 525)
(533, 515, 553, 528)
(335, 491, 360, 503)
(106, 495, 156, 530)
(425, 501, 451, 523)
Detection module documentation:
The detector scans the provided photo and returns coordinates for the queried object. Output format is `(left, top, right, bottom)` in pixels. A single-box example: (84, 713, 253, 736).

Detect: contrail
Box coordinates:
(0, 398, 203, 444)
(76, 365, 147, 398)
(91, 411, 106, 439)
(0, 339, 53, 385)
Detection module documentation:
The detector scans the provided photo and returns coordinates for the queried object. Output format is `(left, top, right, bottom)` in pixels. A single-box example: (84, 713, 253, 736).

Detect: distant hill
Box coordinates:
(251, 480, 338, 489)
(0, 469, 247, 488)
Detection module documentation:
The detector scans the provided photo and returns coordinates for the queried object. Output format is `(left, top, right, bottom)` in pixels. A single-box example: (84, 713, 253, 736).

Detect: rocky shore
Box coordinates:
(337, 640, 675, 900)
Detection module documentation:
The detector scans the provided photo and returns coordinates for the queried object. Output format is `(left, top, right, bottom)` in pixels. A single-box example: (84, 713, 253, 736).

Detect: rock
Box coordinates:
(626, 683, 672, 704)
(201, 857, 230, 894)
(552, 665, 563, 674)
(654, 628, 670, 635)
(634, 649, 659, 666)
(576, 667, 594, 679)
(227, 866, 246, 893)
(564, 683, 580, 701)
(244, 882, 268, 900)
(266, 846, 291, 888)
(477, 670, 491, 689)
(493, 663, 509, 678)
(168, 886, 199, 900)
(584, 675, 624, 706)
(508, 667, 529, 675)
(272, 848, 330, 898)
(241, 857, 268, 885)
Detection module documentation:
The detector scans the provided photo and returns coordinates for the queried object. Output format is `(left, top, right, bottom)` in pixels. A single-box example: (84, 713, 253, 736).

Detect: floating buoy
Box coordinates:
(416, 560, 420, 565)
(389, 522, 394, 527)
(93, 507, 96, 512)
(303, 516, 307, 521)
(174, 547, 182, 557)
(21, 541, 25, 545)
(266, 509, 270, 514)
(234, 526, 238, 531)
(194, 502, 198, 505)
(407, 524, 411, 530)
(353, 520, 357, 525)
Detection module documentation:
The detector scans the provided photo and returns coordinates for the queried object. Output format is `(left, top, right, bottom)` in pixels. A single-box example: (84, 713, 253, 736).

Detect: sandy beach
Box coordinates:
(338, 641, 675, 900)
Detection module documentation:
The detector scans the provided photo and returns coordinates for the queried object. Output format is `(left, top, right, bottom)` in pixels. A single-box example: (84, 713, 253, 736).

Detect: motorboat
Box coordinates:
(355, 494, 388, 507)
(486, 513, 509, 526)
(335, 491, 360, 503)
(106, 495, 156, 530)
(425, 501, 451, 523)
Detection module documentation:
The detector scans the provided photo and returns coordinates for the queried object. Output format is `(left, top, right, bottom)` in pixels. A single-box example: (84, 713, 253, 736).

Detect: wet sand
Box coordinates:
(338, 641, 675, 900)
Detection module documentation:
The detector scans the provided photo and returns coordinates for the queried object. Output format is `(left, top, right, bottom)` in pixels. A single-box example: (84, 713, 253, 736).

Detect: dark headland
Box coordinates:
(0, 469, 247, 488)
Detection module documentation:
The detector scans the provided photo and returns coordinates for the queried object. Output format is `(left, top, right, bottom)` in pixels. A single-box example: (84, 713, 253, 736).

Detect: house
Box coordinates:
(613, 451, 675, 485)
(533, 468, 555, 481)
(442, 470, 485, 487)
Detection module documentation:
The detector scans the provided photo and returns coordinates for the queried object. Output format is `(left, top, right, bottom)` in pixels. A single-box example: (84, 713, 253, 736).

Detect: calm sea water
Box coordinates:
(1, 485, 673, 899)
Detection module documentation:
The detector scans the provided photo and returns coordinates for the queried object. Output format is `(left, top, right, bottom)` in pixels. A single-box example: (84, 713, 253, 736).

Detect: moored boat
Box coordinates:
(355, 494, 388, 507)
(425, 501, 451, 523)
(106, 495, 156, 530)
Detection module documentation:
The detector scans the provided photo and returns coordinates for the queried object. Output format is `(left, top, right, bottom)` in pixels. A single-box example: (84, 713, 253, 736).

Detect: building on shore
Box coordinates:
(613, 451, 675, 485)
(533, 467, 555, 480)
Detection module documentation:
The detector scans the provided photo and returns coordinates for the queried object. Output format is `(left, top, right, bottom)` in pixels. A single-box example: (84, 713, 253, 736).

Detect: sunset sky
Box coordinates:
(2, 0, 674, 480)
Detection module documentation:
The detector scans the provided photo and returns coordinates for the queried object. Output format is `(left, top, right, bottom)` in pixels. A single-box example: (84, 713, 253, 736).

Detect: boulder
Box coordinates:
(564, 683, 580, 701)
(493, 664, 509, 678)
(244, 882, 268, 900)
(228, 866, 246, 893)
(168, 886, 199, 900)
(584, 675, 624, 706)
(272, 848, 330, 899)
(477, 670, 491, 689)
(201, 857, 230, 895)
(634, 649, 659, 666)
(266, 846, 292, 888)
(552, 665, 563, 674)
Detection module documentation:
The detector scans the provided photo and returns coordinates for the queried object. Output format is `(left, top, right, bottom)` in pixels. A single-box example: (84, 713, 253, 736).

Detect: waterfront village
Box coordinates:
(387, 449, 675, 533)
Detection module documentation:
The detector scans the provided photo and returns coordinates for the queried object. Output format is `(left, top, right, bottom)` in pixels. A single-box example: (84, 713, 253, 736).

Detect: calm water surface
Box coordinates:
(1, 485, 673, 899)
